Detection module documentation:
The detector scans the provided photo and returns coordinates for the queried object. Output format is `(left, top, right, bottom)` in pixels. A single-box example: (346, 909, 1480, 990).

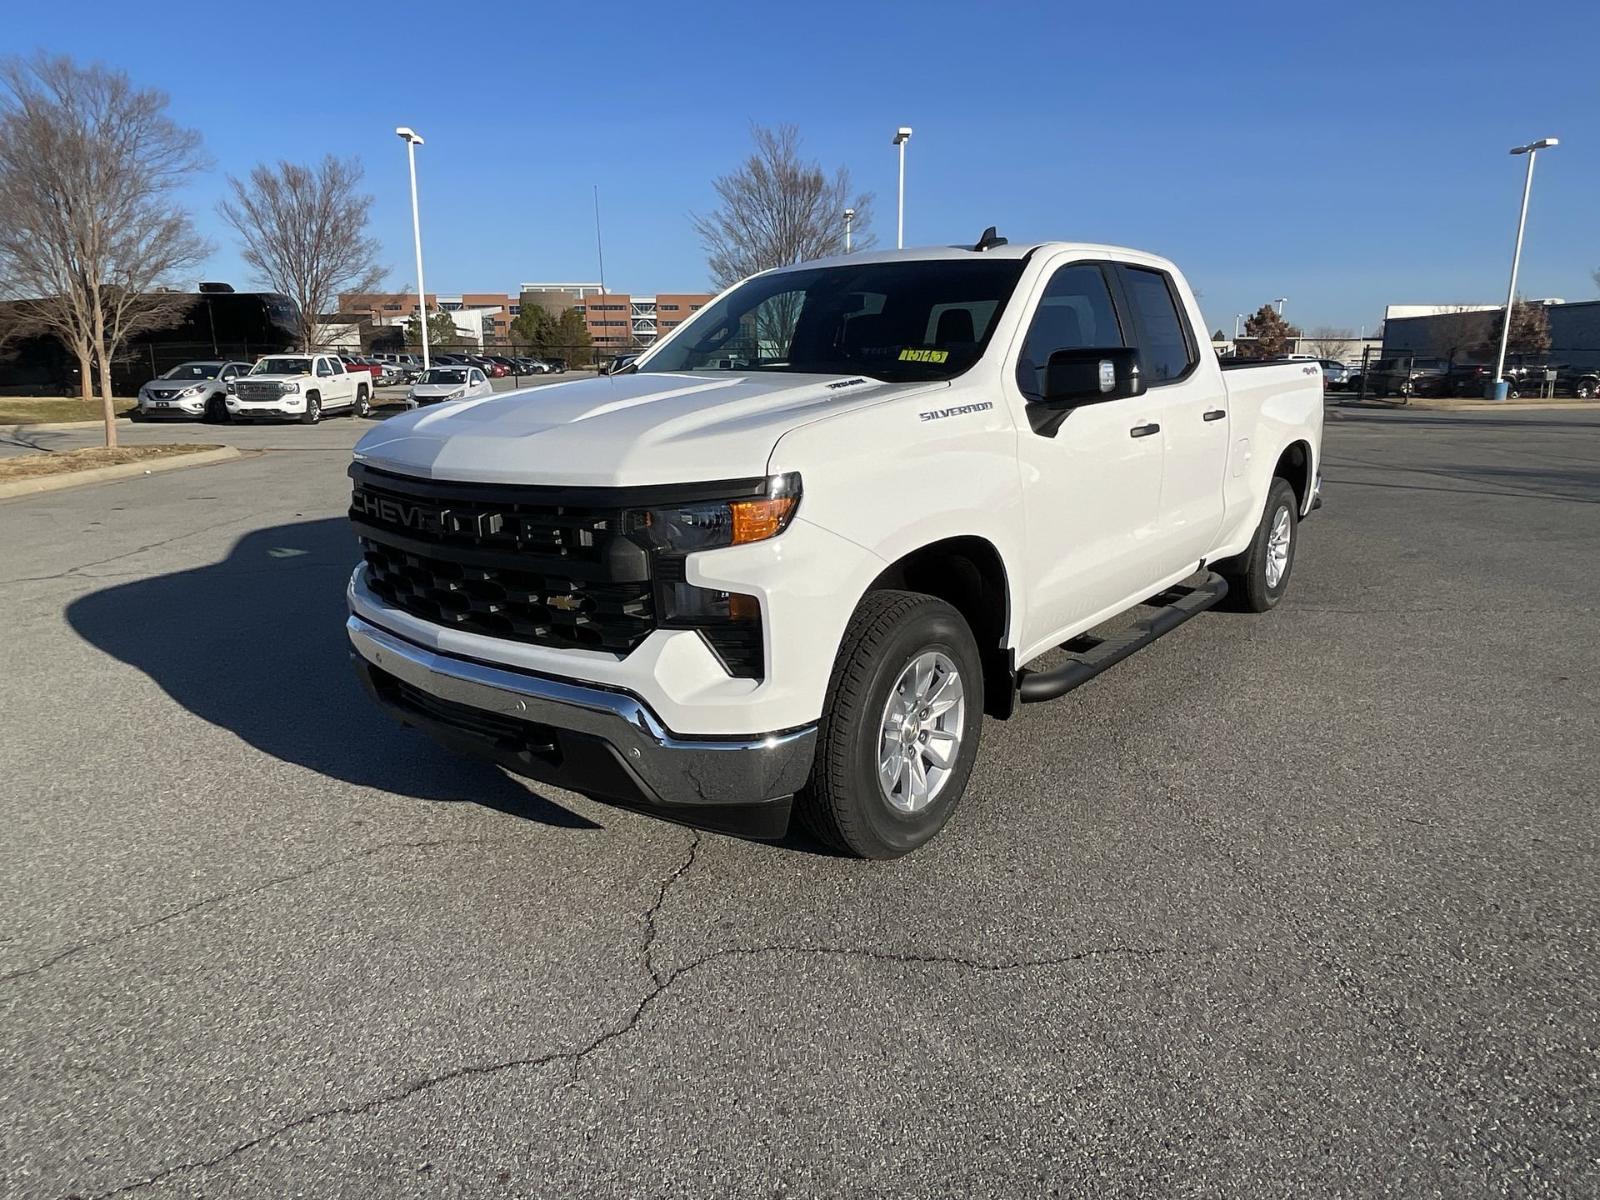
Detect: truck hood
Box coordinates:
(352, 371, 944, 486)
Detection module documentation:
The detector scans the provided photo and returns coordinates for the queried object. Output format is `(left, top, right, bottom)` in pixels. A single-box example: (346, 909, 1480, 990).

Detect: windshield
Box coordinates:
(640, 259, 1026, 382)
(251, 357, 311, 376)
(419, 369, 468, 385)
(161, 363, 220, 380)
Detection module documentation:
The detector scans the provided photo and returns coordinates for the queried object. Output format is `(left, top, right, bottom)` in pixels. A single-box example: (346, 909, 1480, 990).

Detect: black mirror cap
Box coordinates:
(1043, 346, 1145, 404)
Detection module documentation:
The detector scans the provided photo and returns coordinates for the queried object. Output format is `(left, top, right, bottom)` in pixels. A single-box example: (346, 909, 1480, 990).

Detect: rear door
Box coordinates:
(1112, 263, 1228, 569)
(1009, 258, 1166, 647)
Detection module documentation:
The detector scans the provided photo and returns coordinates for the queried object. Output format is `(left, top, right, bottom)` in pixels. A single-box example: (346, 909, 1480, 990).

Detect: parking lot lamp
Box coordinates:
(844, 207, 855, 253)
(892, 127, 912, 248)
(396, 126, 429, 370)
(1491, 137, 1559, 400)
(1275, 297, 1288, 316)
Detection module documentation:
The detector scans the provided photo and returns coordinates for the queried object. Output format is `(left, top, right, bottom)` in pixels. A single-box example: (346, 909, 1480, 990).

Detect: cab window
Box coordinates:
(315, 358, 333, 377)
(1015, 263, 1124, 401)
(1119, 267, 1195, 384)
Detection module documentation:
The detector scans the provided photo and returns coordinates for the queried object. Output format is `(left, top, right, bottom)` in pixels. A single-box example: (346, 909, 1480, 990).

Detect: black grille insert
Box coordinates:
(350, 464, 772, 665)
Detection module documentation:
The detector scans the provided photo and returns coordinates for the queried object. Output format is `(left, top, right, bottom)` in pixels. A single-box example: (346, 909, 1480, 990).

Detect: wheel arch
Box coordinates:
(1273, 439, 1315, 515)
(865, 535, 1016, 719)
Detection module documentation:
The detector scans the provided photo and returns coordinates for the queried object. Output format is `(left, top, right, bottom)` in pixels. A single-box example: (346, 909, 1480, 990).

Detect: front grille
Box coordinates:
(235, 381, 281, 402)
(351, 466, 656, 656)
(361, 540, 653, 652)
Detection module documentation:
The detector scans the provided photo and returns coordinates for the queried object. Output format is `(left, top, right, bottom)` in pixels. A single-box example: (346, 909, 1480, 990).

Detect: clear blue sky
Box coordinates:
(5, 0, 1597, 334)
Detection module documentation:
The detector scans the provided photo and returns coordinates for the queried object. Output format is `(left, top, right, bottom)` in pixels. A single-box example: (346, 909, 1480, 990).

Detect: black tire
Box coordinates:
(204, 395, 230, 424)
(795, 590, 984, 860)
(354, 387, 371, 418)
(1217, 477, 1299, 613)
(1504, 383, 1520, 400)
(300, 392, 321, 425)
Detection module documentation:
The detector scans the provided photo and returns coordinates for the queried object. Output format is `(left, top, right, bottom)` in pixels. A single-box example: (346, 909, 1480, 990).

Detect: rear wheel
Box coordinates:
(1217, 477, 1299, 613)
(796, 591, 984, 859)
(1576, 379, 1597, 400)
(354, 387, 371, 418)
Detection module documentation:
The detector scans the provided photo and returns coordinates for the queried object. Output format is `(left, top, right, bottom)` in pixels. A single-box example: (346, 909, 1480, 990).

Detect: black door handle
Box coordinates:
(1129, 423, 1161, 438)
(1203, 409, 1226, 421)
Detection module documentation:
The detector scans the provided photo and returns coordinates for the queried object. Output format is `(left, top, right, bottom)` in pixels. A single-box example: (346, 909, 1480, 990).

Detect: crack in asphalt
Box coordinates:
(77, 830, 1182, 1200)
(2, 838, 496, 987)
(642, 831, 700, 987)
(0, 514, 261, 587)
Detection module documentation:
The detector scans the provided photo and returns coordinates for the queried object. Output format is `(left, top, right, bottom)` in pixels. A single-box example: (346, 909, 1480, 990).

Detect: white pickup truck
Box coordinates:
(227, 353, 372, 423)
(345, 236, 1323, 858)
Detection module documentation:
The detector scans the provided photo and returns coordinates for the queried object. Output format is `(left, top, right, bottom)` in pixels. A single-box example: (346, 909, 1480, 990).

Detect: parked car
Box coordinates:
(545, 358, 567, 373)
(1317, 359, 1350, 390)
(406, 365, 493, 407)
(227, 352, 371, 423)
(136, 360, 251, 422)
(487, 355, 523, 376)
(467, 354, 507, 378)
(1365, 357, 1447, 400)
(345, 236, 1323, 858)
(338, 354, 385, 387)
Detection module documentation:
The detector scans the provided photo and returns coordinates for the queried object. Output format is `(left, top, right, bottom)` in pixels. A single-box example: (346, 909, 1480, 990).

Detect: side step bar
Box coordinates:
(1017, 573, 1229, 704)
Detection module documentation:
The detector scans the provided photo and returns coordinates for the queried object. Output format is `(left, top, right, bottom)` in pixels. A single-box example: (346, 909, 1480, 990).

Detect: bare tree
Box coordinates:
(1302, 325, 1356, 360)
(220, 156, 386, 351)
(692, 124, 874, 290)
(0, 55, 208, 446)
(1425, 305, 1497, 367)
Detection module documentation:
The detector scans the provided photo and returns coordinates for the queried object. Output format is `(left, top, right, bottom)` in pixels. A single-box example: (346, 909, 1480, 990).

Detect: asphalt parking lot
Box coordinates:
(2, 402, 1597, 1197)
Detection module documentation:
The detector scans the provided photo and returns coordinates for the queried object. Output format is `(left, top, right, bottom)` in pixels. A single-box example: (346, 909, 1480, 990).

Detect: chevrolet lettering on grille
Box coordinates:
(353, 489, 447, 536)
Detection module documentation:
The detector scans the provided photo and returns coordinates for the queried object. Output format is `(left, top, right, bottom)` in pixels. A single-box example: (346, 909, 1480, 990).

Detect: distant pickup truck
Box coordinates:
(227, 353, 372, 423)
(345, 234, 1323, 857)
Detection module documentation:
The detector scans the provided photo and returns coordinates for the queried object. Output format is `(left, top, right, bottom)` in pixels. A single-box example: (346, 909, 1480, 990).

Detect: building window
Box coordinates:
(659, 303, 679, 312)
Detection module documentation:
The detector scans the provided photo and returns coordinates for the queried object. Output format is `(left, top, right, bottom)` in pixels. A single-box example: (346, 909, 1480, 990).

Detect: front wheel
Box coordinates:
(204, 395, 230, 424)
(1218, 477, 1299, 613)
(300, 393, 321, 425)
(796, 591, 984, 859)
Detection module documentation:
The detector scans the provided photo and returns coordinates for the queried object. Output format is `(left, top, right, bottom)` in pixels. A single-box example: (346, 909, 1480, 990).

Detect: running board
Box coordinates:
(1017, 573, 1229, 704)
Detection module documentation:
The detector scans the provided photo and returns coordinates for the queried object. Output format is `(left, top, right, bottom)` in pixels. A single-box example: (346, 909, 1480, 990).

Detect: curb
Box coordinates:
(0, 445, 243, 500)
(0, 417, 135, 434)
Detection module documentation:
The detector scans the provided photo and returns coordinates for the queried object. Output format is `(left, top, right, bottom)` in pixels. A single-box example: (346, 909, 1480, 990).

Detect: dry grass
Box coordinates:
(0, 444, 218, 481)
(0, 396, 138, 425)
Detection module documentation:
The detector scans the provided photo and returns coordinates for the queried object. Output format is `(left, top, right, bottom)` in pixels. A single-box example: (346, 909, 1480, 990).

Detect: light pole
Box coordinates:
(1234, 313, 1243, 339)
(844, 207, 855, 253)
(1491, 137, 1559, 400)
(1274, 297, 1288, 316)
(396, 126, 429, 369)
(892, 126, 912, 248)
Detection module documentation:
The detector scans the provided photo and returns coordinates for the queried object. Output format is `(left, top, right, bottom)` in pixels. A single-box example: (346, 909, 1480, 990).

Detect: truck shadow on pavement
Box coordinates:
(65, 517, 600, 831)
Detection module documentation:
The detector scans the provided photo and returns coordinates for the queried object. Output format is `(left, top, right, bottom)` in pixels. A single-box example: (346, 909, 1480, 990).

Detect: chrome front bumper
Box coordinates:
(347, 615, 816, 835)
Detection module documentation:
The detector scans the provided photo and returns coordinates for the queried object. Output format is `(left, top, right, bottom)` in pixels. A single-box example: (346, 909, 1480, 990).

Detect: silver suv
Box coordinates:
(136, 361, 252, 422)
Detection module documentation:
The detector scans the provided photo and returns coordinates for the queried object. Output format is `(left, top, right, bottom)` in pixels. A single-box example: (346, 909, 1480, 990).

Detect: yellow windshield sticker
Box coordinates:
(898, 348, 949, 364)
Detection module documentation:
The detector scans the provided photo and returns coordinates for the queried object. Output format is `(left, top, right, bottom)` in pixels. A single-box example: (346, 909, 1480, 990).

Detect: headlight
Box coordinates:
(225, 381, 236, 394)
(448, 388, 465, 400)
(183, 385, 206, 397)
(625, 473, 801, 554)
(281, 381, 300, 393)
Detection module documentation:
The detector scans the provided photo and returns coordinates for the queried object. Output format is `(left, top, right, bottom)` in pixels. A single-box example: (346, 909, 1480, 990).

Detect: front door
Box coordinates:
(1009, 259, 1166, 651)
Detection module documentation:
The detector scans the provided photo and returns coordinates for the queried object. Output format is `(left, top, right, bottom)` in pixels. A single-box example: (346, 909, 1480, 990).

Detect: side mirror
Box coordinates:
(1043, 346, 1145, 404)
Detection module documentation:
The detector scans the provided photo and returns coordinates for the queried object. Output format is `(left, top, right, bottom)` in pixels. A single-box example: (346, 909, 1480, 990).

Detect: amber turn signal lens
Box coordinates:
(729, 495, 798, 545)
